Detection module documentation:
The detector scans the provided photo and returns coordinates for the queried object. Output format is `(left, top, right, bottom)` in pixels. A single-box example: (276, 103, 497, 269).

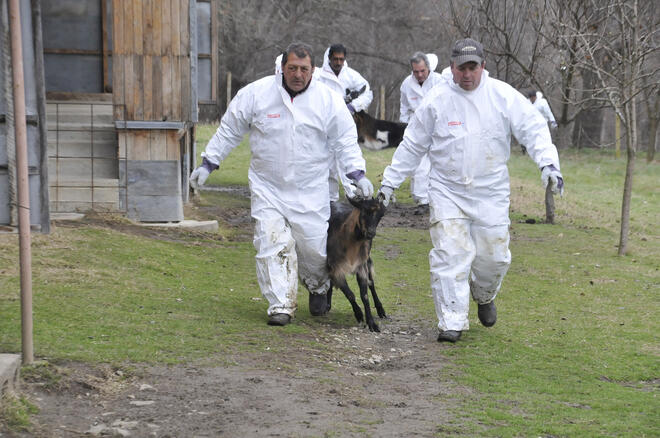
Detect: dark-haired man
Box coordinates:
(319, 44, 373, 115)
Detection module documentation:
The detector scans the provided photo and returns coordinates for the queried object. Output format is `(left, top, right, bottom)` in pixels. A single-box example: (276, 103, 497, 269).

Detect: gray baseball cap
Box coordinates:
(451, 38, 484, 66)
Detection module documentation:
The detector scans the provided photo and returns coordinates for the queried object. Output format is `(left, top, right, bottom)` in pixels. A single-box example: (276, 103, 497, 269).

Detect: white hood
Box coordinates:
(426, 53, 438, 72)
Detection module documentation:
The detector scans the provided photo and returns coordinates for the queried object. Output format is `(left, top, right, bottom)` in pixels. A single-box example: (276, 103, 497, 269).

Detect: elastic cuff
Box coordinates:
(202, 157, 219, 172)
(345, 169, 365, 181)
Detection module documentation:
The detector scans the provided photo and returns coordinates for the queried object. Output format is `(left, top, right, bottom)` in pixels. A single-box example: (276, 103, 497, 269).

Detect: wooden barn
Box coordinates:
(0, 0, 221, 228)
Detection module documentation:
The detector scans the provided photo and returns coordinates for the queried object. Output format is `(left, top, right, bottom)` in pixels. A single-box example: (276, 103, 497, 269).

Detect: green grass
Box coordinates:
(1, 125, 658, 436)
(0, 392, 38, 431)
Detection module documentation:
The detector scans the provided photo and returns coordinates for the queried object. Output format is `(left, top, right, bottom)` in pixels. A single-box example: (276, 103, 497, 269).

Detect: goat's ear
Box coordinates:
(346, 195, 362, 209)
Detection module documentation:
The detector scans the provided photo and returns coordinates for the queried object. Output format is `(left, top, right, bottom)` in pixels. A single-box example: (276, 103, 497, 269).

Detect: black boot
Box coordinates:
(309, 293, 328, 316)
(437, 330, 462, 343)
(478, 301, 497, 327)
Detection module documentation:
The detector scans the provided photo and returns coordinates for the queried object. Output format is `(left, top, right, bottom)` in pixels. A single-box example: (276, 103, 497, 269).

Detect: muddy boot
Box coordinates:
(309, 292, 328, 316)
(437, 330, 462, 343)
(478, 301, 497, 327)
(267, 313, 291, 326)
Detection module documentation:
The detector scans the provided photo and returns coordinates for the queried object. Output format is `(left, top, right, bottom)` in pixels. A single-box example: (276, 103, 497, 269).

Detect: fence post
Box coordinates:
(545, 184, 555, 224)
(226, 71, 232, 111)
(380, 85, 385, 120)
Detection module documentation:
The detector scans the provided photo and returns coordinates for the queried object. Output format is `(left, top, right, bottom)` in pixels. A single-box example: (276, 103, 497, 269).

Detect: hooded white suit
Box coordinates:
(531, 91, 557, 127)
(382, 69, 560, 331)
(202, 71, 366, 317)
(398, 56, 449, 205)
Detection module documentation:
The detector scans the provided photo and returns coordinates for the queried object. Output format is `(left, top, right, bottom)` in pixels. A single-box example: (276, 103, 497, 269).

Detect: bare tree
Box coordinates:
(558, 0, 659, 254)
(447, 0, 575, 144)
(216, 0, 458, 120)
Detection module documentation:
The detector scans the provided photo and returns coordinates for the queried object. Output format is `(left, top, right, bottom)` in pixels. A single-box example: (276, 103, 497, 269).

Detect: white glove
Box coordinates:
(353, 177, 374, 198)
(377, 186, 395, 207)
(550, 121, 558, 129)
(189, 166, 210, 189)
(541, 165, 564, 196)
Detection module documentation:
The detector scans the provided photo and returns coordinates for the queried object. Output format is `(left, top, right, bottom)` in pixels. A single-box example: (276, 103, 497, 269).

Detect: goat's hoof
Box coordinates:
(368, 322, 380, 332)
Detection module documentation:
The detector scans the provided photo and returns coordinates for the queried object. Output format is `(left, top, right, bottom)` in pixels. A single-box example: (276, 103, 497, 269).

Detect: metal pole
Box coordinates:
(9, 0, 34, 364)
(32, 0, 50, 233)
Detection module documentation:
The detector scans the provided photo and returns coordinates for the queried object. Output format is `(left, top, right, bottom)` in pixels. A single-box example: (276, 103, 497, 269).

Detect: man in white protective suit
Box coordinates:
(190, 42, 374, 327)
(399, 52, 447, 209)
(527, 90, 558, 129)
(317, 44, 374, 201)
(377, 38, 564, 343)
(320, 44, 373, 115)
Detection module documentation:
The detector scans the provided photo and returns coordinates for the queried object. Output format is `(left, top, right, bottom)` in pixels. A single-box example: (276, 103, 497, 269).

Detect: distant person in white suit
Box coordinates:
(399, 52, 448, 207)
(527, 90, 557, 129)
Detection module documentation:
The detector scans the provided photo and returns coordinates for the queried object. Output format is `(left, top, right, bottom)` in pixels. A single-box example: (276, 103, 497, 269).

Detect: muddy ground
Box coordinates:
(2, 191, 472, 438)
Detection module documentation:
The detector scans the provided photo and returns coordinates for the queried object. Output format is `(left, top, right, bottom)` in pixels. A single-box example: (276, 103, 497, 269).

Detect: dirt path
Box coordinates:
(4, 192, 469, 437)
(14, 315, 467, 437)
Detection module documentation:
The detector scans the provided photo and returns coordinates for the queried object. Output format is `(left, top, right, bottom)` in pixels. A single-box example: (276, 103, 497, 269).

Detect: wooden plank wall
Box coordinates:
(117, 130, 181, 161)
(112, 0, 191, 124)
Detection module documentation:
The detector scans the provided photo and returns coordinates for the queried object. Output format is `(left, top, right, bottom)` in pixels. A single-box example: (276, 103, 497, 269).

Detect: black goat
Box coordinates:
(353, 111, 407, 151)
(326, 195, 387, 332)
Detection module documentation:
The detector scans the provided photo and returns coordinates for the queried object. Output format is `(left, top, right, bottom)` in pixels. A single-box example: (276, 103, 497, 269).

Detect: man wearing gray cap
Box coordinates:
(377, 38, 564, 342)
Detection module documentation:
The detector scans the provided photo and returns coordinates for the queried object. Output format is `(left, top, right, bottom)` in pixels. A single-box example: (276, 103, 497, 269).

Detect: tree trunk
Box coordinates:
(572, 67, 604, 148)
(618, 99, 637, 256)
(647, 116, 657, 162)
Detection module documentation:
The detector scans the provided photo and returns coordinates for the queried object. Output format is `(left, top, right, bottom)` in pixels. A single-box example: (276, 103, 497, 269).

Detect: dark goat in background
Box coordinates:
(353, 111, 407, 151)
(326, 196, 387, 332)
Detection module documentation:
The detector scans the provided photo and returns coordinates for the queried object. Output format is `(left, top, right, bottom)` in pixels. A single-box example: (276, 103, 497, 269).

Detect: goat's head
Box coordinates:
(347, 195, 387, 240)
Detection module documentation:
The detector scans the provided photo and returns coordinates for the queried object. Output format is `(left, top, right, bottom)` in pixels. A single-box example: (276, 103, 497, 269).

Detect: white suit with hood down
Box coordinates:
(319, 48, 373, 113)
(382, 69, 560, 331)
(398, 56, 449, 205)
(317, 47, 372, 200)
(202, 71, 366, 317)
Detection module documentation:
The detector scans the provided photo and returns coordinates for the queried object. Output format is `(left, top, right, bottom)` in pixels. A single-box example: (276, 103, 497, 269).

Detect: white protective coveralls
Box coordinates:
(382, 69, 560, 331)
(532, 91, 557, 127)
(320, 47, 373, 112)
(318, 47, 374, 200)
(398, 56, 447, 205)
(201, 72, 366, 317)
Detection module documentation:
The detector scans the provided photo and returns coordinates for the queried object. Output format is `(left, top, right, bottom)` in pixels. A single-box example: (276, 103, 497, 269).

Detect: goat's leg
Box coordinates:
(357, 268, 379, 332)
(335, 277, 364, 325)
(367, 257, 387, 319)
